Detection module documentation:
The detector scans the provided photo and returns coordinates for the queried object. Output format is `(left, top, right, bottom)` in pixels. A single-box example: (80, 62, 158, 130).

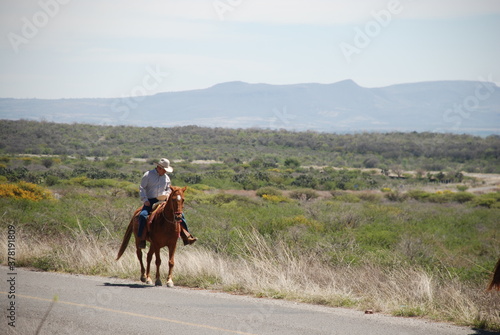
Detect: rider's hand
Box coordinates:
(144, 201, 151, 207)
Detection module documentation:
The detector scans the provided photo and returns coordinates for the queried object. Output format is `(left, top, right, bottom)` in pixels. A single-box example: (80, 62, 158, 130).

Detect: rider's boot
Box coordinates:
(180, 228, 197, 246)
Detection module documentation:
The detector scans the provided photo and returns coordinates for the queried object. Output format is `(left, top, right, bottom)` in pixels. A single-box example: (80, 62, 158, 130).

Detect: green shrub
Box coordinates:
(42, 158, 54, 168)
(407, 189, 431, 201)
(201, 193, 259, 207)
(331, 192, 361, 203)
(182, 173, 202, 184)
(291, 175, 317, 188)
(385, 191, 407, 202)
(427, 191, 454, 203)
(45, 175, 60, 186)
(188, 184, 213, 191)
(256, 186, 283, 198)
(262, 194, 292, 204)
(284, 158, 300, 168)
(289, 189, 319, 201)
(473, 193, 500, 208)
(103, 158, 122, 169)
(267, 215, 324, 233)
(451, 192, 475, 203)
(357, 192, 382, 203)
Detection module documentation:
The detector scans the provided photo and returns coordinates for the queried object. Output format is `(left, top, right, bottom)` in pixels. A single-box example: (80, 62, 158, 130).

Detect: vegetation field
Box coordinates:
(0, 120, 499, 331)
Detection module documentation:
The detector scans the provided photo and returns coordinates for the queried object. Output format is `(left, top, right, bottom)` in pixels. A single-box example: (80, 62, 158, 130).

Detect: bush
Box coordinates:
(42, 158, 54, 168)
(0, 181, 55, 201)
(473, 193, 500, 208)
(385, 191, 407, 202)
(182, 173, 202, 184)
(103, 158, 122, 169)
(291, 175, 317, 188)
(407, 189, 431, 201)
(357, 192, 382, 203)
(289, 189, 319, 201)
(451, 192, 475, 203)
(256, 187, 282, 198)
(427, 191, 454, 203)
(45, 175, 60, 186)
(331, 192, 361, 203)
(262, 194, 292, 204)
(284, 158, 300, 168)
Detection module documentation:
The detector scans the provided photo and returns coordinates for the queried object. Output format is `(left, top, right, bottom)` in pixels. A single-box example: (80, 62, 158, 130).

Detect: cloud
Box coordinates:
(3, 0, 499, 45)
(176, 0, 500, 24)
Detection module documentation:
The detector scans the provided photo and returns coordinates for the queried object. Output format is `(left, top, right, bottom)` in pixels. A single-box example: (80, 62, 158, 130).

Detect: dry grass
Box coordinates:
(1, 227, 498, 331)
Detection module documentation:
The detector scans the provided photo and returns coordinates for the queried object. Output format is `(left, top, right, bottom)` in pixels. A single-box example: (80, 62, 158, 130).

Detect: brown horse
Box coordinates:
(487, 257, 500, 291)
(116, 186, 187, 287)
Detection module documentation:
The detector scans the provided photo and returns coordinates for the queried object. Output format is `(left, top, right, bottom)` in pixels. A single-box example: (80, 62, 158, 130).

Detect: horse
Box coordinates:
(116, 186, 187, 287)
(487, 257, 500, 291)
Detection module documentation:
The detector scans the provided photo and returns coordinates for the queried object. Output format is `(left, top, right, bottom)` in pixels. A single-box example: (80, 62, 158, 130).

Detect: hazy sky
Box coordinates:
(1, 0, 500, 99)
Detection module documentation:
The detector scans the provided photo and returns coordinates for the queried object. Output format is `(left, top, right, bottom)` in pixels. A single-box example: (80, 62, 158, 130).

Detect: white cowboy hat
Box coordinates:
(157, 158, 173, 173)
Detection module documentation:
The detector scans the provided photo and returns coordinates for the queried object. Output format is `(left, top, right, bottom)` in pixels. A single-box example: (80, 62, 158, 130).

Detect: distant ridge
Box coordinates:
(0, 80, 499, 135)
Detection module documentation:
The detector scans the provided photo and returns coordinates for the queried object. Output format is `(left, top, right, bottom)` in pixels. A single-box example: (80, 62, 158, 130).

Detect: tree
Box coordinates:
(42, 158, 53, 168)
(363, 157, 379, 168)
(284, 158, 300, 168)
(391, 165, 404, 178)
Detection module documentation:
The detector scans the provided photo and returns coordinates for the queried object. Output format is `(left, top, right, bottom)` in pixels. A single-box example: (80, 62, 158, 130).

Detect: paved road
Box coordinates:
(0, 266, 492, 335)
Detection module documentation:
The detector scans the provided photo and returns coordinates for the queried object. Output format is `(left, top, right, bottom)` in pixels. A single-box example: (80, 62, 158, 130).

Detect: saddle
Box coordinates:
(141, 201, 196, 245)
(145, 201, 166, 234)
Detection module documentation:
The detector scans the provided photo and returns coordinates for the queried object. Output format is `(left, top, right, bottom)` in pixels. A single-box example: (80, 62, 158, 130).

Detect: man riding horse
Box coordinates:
(138, 158, 197, 248)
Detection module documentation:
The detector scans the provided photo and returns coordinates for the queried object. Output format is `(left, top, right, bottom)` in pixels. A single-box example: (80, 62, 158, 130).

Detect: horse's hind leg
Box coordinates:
(132, 215, 147, 283)
(136, 247, 147, 283)
(154, 249, 162, 286)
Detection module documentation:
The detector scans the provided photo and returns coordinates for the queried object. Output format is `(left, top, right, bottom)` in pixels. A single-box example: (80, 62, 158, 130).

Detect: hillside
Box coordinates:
(1, 80, 499, 135)
(1, 120, 499, 174)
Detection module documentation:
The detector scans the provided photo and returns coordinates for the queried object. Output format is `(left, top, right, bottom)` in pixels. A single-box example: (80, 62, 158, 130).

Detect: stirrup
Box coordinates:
(183, 236, 198, 246)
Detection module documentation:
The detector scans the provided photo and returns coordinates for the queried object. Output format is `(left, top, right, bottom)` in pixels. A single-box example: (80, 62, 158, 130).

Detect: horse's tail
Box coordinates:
(487, 257, 500, 291)
(116, 217, 134, 260)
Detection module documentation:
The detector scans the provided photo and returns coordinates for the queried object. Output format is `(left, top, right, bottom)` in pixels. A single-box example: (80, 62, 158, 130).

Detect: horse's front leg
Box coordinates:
(154, 249, 162, 286)
(166, 244, 177, 287)
(145, 247, 154, 285)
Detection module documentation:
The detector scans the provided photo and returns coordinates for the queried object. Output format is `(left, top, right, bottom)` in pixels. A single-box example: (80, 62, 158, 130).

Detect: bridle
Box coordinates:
(162, 191, 184, 224)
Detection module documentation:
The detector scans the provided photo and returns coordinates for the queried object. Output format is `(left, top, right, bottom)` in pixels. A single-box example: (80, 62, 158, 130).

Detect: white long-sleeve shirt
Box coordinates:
(139, 168, 171, 203)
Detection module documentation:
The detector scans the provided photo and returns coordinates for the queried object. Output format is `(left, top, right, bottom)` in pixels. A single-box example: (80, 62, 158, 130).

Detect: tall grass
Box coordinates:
(2, 225, 498, 330)
(1, 186, 499, 331)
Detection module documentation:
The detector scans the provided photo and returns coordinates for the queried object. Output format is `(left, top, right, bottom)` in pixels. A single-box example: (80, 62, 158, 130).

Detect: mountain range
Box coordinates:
(1, 80, 499, 135)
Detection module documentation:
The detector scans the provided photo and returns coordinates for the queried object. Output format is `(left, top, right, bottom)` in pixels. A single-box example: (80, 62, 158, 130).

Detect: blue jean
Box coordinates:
(138, 198, 159, 238)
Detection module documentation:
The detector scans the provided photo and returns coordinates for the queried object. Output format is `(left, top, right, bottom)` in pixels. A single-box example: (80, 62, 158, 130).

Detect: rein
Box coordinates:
(160, 193, 183, 225)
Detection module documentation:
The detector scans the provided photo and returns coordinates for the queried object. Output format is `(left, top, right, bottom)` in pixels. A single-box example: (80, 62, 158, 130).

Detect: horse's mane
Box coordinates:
(148, 202, 166, 226)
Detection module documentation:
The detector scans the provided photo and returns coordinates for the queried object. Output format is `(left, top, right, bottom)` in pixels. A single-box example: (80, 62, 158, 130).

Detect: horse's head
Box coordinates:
(169, 186, 187, 221)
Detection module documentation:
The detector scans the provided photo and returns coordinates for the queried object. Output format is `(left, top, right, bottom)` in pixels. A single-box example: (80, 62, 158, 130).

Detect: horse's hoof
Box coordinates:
(166, 280, 174, 288)
(146, 278, 153, 285)
(155, 279, 162, 286)
(140, 275, 147, 283)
